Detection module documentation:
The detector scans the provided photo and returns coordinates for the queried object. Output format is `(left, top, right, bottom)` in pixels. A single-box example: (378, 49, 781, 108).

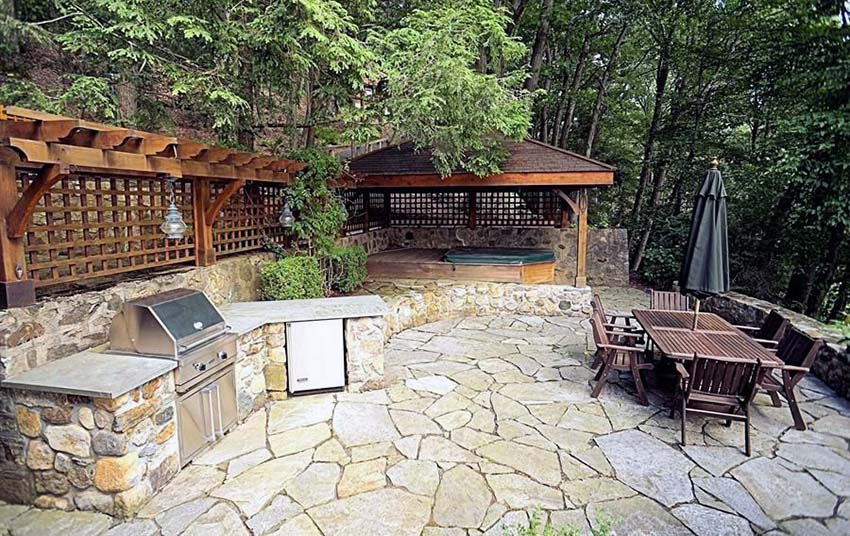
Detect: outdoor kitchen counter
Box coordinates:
(1, 349, 176, 399)
(219, 295, 390, 335)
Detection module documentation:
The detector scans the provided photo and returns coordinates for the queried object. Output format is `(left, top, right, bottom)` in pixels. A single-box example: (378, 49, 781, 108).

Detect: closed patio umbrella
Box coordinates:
(680, 159, 729, 326)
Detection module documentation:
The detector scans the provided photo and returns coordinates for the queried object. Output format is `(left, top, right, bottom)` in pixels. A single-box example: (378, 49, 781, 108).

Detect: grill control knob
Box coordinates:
(193, 363, 207, 372)
(218, 351, 229, 360)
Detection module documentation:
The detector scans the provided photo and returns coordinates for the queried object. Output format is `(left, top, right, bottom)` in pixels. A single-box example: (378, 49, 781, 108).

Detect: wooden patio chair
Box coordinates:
(650, 290, 693, 311)
(590, 310, 653, 405)
(591, 294, 643, 333)
(672, 353, 761, 456)
(735, 310, 789, 350)
(757, 327, 824, 431)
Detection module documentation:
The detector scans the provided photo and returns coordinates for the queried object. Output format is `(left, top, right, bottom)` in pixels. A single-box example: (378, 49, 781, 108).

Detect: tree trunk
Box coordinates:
(585, 24, 627, 157)
(784, 268, 813, 312)
(630, 161, 668, 272)
(630, 46, 670, 223)
(525, 0, 553, 92)
(805, 225, 846, 317)
(115, 72, 138, 123)
(2, 0, 19, 67)
(828, 267, 849, 320)
(507, 0, 530, 35)
(559, 35, 591, 147)
(303, 75, 315, 148)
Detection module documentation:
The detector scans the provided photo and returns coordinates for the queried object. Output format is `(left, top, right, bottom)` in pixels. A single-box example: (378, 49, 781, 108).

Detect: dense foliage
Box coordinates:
(327, 244, 368, 293)
(259, 255, 323, 300)
(2, 0, 848, 322)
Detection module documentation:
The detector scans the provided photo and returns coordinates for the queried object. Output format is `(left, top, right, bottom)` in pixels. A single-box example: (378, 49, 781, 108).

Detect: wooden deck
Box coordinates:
(366, 248, 555, 284)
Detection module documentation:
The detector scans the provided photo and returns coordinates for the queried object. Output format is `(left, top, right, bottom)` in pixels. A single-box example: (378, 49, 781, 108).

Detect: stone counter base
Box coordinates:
(0, 376, 178, 517)
(364, 279, 592, 339)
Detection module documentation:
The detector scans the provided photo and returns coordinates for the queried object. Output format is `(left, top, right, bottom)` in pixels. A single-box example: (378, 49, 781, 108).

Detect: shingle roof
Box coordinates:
(347, 139, 614, 177)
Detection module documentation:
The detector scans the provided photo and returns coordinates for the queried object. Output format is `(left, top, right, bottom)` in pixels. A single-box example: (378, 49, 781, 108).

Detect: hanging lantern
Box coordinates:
(160, 178, 187, 240)
(279, 199, 295, 228)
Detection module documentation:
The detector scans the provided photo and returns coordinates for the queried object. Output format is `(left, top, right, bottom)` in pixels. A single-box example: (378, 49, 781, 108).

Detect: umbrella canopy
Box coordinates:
(680, 159, 730, 295)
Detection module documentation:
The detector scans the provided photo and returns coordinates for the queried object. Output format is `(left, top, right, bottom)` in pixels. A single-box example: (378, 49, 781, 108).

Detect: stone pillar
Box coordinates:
(344, 316, 386, 391)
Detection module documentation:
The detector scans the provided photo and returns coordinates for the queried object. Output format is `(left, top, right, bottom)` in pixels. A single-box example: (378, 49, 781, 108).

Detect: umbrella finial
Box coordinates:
(709, 157, 719, 169)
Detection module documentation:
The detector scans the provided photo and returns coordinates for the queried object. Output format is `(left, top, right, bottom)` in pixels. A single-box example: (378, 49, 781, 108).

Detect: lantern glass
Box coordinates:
(279, 200, 295, 228)
(160, 179, 187, 240)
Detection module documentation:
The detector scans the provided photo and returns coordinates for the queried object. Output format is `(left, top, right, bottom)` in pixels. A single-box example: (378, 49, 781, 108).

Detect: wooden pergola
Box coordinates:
(340, 139, 615, 287)
(0, 106, 302, 308)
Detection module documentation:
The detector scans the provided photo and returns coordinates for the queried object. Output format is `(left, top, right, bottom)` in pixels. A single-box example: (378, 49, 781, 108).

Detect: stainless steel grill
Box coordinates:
(108, 288, 238, 465)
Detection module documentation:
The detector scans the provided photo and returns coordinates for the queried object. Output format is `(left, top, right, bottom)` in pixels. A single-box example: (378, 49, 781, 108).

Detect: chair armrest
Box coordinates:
(674, 362, 690, 379)
(781, 364, 810, 373)
(597, 343, 645, 353)
(754, 338, 778, 346)
(735, 325, 759, 332)
(604, 323, 642, 332)
(605, 330, 642, 339)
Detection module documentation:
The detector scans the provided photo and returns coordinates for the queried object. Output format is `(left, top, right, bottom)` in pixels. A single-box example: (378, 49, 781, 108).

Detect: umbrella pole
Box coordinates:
(692, 298, 700, 331)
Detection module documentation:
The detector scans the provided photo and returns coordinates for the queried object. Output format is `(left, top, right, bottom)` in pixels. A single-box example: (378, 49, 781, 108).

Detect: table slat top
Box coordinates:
(632, 309, 780, 366)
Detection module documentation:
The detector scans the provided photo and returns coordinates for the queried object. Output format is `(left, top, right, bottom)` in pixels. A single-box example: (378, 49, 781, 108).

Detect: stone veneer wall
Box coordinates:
(704, 292, 850, 399)
(363, 280, 592, 339)
(0, 376, 178, 516)
(0, 253, 272, 380)
(339, 226, 629, 286)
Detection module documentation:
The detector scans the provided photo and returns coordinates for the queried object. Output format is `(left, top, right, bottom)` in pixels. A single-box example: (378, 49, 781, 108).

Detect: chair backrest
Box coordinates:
(590, 309, 610, 348)
(757, 310, 789, 342)
(688, 354, 761, 400)
(591, 294, 606, 319)
(650, 290, 693, 311)
(776, 327, 823, 370)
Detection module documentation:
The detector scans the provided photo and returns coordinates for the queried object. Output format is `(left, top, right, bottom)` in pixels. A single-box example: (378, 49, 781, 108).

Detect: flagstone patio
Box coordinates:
(2, 288, 849, 535)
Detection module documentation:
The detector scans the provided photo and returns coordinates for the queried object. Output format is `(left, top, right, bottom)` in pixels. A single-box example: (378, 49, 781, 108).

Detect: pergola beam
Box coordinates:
(343, 171, 614, 189)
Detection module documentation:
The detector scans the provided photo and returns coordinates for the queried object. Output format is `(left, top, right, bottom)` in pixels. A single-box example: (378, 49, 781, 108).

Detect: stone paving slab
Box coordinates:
(3, 292, 849, 536)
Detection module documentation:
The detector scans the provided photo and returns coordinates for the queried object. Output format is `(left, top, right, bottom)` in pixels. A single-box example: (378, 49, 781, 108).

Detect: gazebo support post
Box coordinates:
(575, 188, 588, 287)
(0, 156, 36, 308)
(468, 191, 477, 230)
(193, 178, 216, 266)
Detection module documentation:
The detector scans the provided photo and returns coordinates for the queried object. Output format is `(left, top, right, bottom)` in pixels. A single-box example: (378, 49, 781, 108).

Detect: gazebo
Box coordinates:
(338, 139, 615, 286)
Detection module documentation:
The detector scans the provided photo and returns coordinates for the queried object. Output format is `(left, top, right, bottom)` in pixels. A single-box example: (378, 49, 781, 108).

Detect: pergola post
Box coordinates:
(0, 155, 35, 308)
(193, 178, 216, 266)
(575, 188, 588, 287)
(468, 191, 477, 229)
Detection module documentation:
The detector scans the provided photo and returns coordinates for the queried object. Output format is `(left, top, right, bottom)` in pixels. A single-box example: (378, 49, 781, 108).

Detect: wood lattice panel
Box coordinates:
(341, 190, 390, 235)
(18, 170, 196, 287)
(477, 189, 562, 226)
(389, 191, 470, 227)
(213, 182, 289, 256)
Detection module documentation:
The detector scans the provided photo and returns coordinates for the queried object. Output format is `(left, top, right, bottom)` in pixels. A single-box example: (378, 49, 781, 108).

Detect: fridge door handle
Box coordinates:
(202, 387, 216, 442)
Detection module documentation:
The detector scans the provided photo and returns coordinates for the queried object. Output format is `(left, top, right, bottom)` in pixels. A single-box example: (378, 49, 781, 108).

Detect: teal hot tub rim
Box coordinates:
(444, 247, 556, 265)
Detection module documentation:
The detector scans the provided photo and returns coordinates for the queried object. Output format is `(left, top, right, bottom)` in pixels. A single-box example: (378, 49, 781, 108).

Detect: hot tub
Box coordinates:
(444, 247, 556, 265)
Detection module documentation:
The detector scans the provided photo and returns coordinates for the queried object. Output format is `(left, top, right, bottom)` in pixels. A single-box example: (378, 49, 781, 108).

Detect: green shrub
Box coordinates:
(260, 256, 323, 301)
(327, 245, 368, 293)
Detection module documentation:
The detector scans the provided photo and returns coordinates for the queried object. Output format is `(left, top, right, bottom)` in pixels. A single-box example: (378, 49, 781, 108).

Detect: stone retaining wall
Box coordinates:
(704, 292, 850, 399)
(363, 280, 592, 339)
(0, 376, 178, 517)
(340, 226, 629, 286)
(0, 253, 272, 380)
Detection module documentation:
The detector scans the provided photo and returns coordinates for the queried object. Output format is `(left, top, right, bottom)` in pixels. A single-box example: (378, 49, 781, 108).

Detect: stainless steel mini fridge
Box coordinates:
(286, 318, 345, 393)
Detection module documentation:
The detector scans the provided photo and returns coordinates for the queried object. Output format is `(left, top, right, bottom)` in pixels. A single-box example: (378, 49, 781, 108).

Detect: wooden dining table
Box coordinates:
(631, 309, 782, 368)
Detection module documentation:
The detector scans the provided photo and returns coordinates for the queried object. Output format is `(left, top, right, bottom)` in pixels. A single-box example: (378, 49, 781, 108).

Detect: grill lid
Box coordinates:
(109, 289, 228, 357)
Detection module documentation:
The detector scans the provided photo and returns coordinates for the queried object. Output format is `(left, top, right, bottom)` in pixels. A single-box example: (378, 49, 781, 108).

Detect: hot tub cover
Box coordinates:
(444, 247, 556, 265)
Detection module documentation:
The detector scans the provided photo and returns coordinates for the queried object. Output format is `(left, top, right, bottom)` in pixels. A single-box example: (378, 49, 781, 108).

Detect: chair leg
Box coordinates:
(784, 384, 806, 431)
(744, 410, 751, 457)
(591, 364, 611, 399)
(630, 356, 649, 406)
(768, 391, 782, 408)
(724, 419, 732, 427)
(680, 401, 687, 447)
